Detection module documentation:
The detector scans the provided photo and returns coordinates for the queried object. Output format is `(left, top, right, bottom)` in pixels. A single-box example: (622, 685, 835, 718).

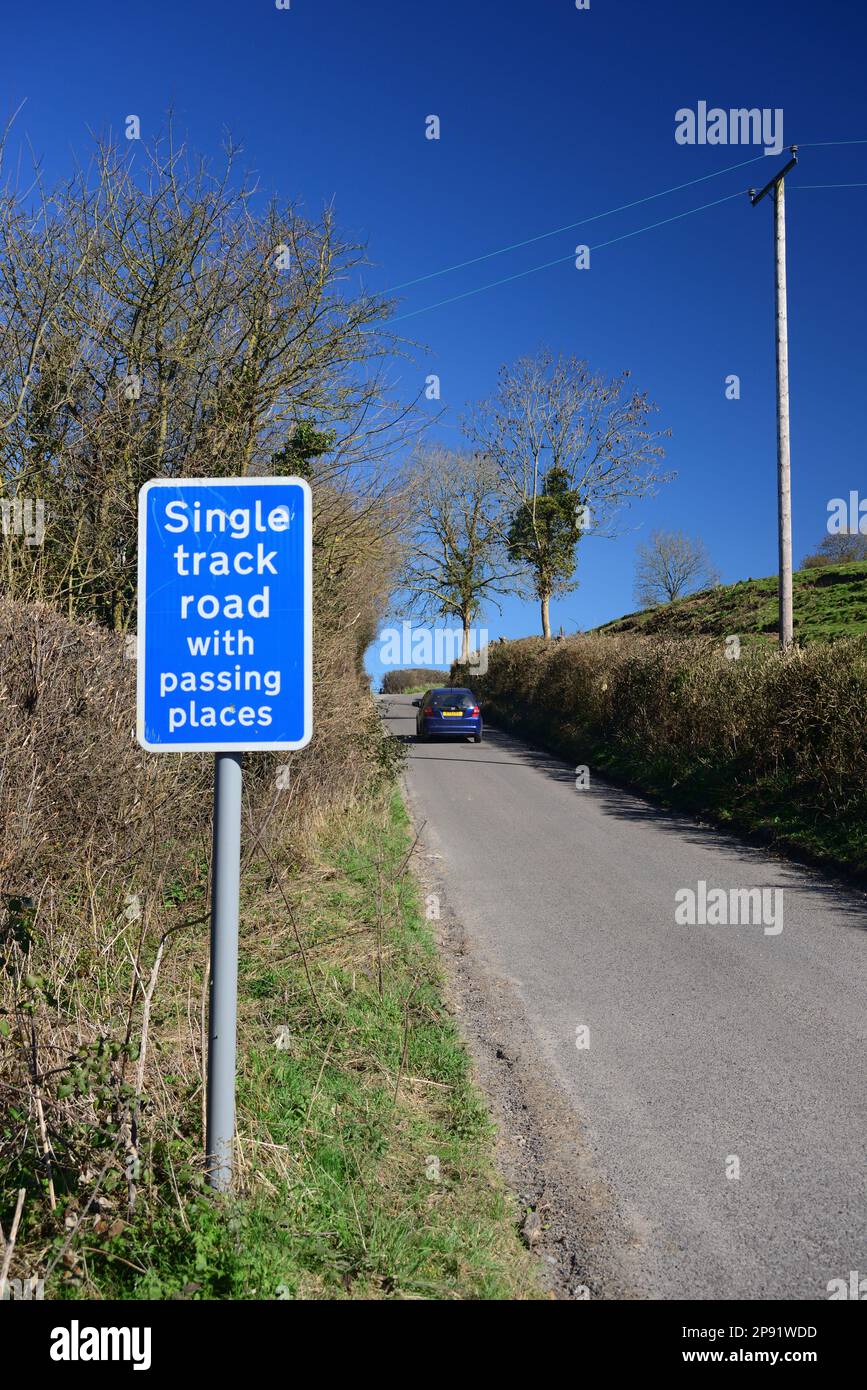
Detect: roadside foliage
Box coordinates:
(467, 633, 867, 875)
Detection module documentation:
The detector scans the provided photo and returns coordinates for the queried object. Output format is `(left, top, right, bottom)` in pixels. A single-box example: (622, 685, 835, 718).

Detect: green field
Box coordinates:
(596, 561, 867, 644)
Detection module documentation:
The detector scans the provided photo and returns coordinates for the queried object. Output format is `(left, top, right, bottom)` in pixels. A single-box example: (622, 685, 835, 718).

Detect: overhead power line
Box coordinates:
(386, 138, 867, 323)
(392, 189, 744, 323)
(796, 139, 867, 147)
(384, 151, 771, 294)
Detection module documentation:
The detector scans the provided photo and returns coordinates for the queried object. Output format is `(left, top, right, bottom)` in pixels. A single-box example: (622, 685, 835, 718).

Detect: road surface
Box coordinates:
(378, 694, 867, 1300)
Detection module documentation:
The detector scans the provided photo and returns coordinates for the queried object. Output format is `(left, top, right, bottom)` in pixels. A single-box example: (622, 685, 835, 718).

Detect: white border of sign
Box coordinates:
(136, 476, 313, 753)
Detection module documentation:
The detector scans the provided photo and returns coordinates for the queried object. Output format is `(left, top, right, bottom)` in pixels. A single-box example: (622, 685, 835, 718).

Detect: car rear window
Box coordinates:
(430, 691, 475, 709)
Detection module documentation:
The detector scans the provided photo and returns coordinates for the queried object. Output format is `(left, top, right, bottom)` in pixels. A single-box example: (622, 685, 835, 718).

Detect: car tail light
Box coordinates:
(423, 705, 435, 716)
(468, 705, 480, 716)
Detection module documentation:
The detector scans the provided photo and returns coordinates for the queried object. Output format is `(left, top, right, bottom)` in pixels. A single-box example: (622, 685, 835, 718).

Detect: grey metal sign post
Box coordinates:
(206, 751, 243, 1190)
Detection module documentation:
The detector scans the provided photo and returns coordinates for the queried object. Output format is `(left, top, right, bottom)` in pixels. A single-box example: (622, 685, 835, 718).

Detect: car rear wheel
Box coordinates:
(473, 732, 482, 744)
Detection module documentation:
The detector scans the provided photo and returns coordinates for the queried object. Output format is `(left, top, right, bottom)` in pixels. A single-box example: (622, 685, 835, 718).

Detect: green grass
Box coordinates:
(574, 733, 867, 876)
(596, 561, 867, 644)
(44, 789, 540, 1301)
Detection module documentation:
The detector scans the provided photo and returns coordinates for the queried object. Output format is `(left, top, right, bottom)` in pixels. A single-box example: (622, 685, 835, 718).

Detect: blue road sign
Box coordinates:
(137, 477, 312, 752)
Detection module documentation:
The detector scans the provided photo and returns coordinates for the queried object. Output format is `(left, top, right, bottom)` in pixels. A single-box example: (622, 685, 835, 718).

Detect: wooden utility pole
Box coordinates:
(750, 149, 798, 650)
(772, 175, 794, 650)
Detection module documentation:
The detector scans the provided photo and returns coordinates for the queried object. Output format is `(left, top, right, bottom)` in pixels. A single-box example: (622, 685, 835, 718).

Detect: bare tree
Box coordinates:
(0, 125, 414, 629)
(396, 446, 517, 661)
(634, 529, 719, 607)
(802, 532, 867, 569)
(466, 350, 671, 636)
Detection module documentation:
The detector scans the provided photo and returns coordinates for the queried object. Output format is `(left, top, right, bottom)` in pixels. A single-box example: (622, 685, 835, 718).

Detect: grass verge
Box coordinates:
(38, 786, 540, 1301)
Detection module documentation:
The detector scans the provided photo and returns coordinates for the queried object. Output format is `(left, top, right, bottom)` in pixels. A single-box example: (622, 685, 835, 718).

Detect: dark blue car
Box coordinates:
(413, 688, 483, 743)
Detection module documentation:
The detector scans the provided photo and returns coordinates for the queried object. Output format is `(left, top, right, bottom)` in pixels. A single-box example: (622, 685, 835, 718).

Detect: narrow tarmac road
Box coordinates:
(378, 694, 867, 1300)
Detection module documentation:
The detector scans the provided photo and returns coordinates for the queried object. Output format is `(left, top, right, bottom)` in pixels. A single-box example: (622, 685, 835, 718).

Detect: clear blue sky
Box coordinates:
(3, 0, 865, 680)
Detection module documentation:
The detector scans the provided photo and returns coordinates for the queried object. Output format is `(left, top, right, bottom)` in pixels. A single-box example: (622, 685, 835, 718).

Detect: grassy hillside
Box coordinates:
(596, 561, 867, 644)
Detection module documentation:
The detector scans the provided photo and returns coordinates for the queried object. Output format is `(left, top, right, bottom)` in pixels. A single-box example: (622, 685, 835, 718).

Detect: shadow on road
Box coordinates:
(381, 704, 867, 928)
